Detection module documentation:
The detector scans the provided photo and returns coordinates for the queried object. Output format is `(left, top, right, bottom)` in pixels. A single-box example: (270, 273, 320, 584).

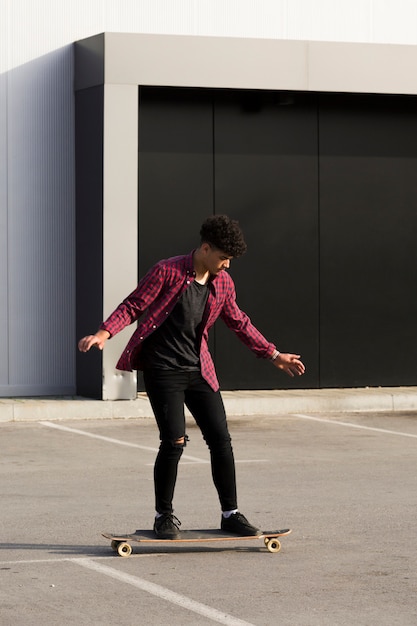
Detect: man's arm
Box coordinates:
(219, 281, 305, 377)
(78, 261, 165, 353)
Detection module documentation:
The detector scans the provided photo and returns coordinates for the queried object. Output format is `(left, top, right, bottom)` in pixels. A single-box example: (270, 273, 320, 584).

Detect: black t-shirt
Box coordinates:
(141, 280, 209, 370)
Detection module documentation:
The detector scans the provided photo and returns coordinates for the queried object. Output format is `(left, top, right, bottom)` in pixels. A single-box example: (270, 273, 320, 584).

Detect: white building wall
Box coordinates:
(1, 0, 417, 396)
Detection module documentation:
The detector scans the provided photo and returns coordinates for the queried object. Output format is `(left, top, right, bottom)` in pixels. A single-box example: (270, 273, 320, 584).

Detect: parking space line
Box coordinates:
(293, 413, 417, 439)
(0, 555, 155, 566)
(0, 557, 74, 565)
(158, 460, 268, 466)
(1, 555, 254, 624)
(39, 421, 207, 463)
(40, 421, 269, 465)
(73, 558, 255, 626)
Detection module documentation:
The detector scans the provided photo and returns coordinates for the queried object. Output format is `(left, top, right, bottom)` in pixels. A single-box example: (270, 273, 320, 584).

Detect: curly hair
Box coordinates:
(199, 215, 247, 258)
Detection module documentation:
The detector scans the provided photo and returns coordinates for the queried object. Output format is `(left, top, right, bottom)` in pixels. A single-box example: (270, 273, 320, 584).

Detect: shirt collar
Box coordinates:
(184, 250, 196, 277)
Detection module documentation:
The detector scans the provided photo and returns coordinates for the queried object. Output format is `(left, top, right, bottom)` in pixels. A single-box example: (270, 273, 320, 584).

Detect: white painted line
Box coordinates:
(73, 558, 255, 626)
(39, 421, 207, 463)
(0, 555, 155, 566)
(293, 414, 417, 439)
(40, 421, 270, 465)
(158, 460, 269, 466)
(0, 557, 74, 565)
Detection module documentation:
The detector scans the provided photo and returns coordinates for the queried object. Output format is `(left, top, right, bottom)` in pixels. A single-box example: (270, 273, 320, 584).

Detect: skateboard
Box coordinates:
(102, 528, 292, 557)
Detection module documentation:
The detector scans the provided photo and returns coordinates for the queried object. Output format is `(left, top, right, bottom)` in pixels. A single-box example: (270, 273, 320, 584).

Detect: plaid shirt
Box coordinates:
(100, 251, 276, 391)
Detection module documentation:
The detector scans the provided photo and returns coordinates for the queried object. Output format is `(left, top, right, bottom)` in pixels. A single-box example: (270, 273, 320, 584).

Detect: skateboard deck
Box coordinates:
(102, 528, 292, 557)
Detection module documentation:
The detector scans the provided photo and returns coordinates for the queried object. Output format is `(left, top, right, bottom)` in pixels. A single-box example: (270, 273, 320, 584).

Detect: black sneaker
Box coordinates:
(153, 514, 181, 539)
(221, 512, 261, 536)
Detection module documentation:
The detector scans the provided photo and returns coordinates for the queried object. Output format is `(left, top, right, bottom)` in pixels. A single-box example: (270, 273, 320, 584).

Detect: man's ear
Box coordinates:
(200, 242, 211, 255)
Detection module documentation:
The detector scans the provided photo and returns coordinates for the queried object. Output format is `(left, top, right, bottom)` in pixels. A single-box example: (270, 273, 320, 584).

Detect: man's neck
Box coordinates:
(193, 248, 210, 284)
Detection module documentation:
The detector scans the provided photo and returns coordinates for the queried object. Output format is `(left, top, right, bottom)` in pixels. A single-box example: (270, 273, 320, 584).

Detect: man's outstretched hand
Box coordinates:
(78, 329, 110, 352)
(272, 353, 305, 377)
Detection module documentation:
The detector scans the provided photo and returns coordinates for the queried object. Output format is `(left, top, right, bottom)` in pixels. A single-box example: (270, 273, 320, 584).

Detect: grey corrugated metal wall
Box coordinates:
(0, 48, 75, 396)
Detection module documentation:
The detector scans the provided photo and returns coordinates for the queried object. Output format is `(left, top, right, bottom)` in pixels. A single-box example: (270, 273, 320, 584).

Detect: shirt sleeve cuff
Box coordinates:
(99, 322, 113, 338)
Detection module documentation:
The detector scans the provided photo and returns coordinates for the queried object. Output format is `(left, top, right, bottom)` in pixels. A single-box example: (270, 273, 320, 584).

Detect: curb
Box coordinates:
(1, 387, 417, 423)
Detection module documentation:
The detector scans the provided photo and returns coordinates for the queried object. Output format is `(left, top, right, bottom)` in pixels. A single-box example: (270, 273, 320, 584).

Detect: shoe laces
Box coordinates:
(160, 514, 181, 530)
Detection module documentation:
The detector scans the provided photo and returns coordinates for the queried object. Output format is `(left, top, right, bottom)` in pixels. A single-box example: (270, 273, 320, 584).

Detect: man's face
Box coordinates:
(204, 245, 232, 275)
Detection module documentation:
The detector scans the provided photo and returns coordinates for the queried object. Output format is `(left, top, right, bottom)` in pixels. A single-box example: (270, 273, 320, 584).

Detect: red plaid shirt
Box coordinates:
(100, 251, 276, 391)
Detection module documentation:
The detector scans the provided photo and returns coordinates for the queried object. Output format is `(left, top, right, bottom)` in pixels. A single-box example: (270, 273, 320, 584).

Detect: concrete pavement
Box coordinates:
(1, 410, 417, 625)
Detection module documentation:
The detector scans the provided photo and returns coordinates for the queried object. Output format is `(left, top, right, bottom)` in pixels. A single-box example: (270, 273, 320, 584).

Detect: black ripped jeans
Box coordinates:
(143, 369, 237, 515)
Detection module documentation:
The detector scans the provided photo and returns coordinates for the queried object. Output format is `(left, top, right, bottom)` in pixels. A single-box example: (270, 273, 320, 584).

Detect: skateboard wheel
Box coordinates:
(266, 539, 281, 553)
(117, 542, 132, 557)
(111, 540, 119, 552)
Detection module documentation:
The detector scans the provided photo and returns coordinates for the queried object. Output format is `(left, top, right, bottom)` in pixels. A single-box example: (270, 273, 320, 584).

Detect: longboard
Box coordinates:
(102, 528, 292, 557)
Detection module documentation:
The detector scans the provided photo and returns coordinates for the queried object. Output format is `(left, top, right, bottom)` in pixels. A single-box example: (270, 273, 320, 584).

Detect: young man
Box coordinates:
(78, 215, 305, 539)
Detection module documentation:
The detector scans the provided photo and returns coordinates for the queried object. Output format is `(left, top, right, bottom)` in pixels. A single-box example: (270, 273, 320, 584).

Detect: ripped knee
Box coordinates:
(174, 434, 189, 447)
(161, 434, 189, 449)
